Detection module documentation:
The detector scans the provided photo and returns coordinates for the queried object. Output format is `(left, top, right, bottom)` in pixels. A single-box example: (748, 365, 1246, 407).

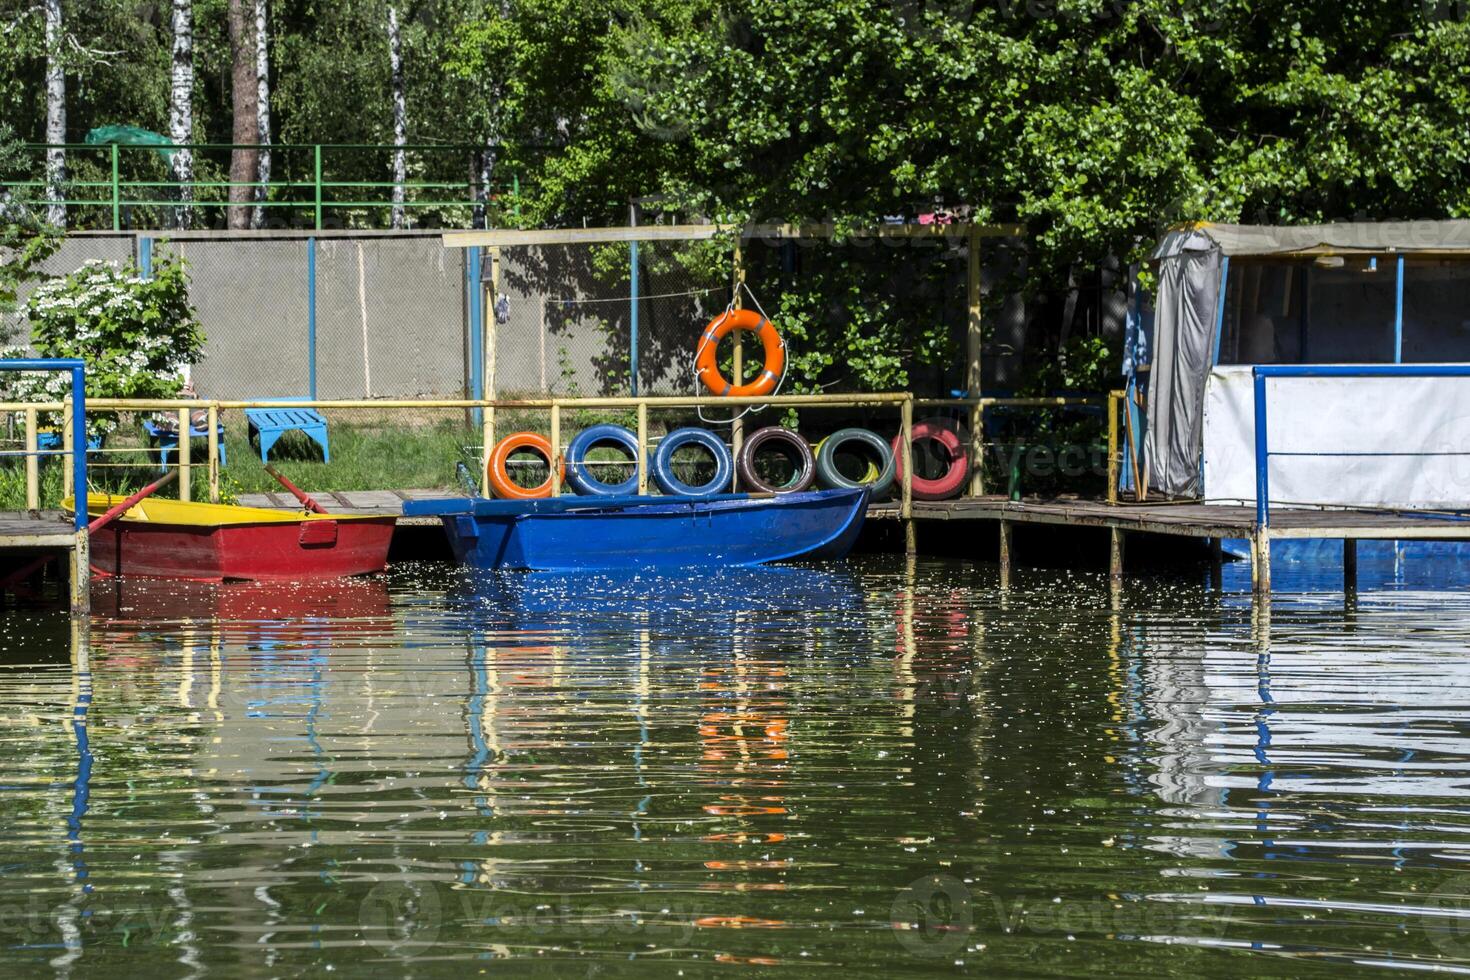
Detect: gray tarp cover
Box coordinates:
(1145, 239, 1221, 496)
(1152, 221, 1470, 258)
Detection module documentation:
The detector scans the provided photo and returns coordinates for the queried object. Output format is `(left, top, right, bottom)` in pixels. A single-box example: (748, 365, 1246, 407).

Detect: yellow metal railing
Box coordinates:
(1106, 388, 1148, 504)
(2, 392, 1110, 518)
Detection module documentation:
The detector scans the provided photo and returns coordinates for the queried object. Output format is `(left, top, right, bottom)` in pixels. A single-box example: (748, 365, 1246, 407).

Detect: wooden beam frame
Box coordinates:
(442, 222, 1026, 250)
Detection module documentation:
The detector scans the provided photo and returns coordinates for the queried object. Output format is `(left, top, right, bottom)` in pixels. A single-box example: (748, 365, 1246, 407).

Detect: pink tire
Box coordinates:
(891, 417, 970, 500)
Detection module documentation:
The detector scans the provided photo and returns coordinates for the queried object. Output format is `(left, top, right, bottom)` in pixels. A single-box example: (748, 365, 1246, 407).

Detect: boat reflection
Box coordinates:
(91, 575, 394, 623)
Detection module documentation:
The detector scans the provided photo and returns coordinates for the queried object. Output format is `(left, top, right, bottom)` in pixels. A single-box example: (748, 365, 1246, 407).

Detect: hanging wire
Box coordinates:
(691, 281, 788, 426)
(549, 285, 725, 306)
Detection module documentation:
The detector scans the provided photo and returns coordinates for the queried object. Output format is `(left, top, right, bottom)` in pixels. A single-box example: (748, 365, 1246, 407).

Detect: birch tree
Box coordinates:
(43, 0, 65, 228)
(468, 0, 510, 230)
(251, 0, 271, 229)
(226, 0, 258, 229)
(386, 4, 407, 229)
(169, 0, 194, 230)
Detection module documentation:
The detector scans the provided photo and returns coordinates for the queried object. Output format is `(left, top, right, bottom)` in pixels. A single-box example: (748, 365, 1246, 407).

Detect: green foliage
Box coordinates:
(1019, 335, 1118, 396)
(0, 123, 60, 318)
(3, 255, 203, 415)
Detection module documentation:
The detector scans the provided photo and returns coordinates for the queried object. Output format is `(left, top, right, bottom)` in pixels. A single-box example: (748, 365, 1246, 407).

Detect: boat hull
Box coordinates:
(77, 495, 396, 582)
(405, 487, 869, 571)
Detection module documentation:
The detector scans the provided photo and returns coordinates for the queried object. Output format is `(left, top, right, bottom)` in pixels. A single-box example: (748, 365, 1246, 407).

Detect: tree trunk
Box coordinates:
(251, 0, 272, 229)
(386, 5, 407, 229)
(169, 0, 195, 230)
(475, 88, 502, 230)
(226, 0, 258, 230)
(43, 0, 65, 229)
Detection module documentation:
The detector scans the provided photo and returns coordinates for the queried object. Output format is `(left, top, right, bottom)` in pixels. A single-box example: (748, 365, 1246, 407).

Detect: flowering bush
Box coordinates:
(2, 256, 204, 428)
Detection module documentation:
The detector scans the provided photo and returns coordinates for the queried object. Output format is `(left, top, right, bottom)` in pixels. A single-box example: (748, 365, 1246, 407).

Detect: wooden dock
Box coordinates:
(240, 490, 1470, 594)
(0, 511, 89, 614)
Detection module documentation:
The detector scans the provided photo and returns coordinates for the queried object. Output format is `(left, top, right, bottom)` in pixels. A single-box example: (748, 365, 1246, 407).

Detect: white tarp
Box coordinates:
(1203, 365, 1470, 509)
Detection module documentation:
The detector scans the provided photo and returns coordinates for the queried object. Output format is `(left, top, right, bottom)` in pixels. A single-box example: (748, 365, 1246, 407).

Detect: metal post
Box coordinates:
(636, 402, 649, 495)
(139, 237, 153, 279)
(1211, 256, 1230, 364)
(1209, 537, 1223, 591)
(466, 246, 484, 426)
(110, 143, 120, 231)
(1253, 368, 1269, 530)
(24, 408, 38, 511)
(307, 238, 318, 400)
(486, 247, 500, 435)
(731, 242, 746, 490)
(549, 403, 562, 496)
(967, 226, 984, 497)
(207, 404, 220, 503)
(900, 397, 914, 554)
(1106, 390, 1120, 505)
(313, 144, 323, 230)
(1343, 538, 1358, 594)
(177, 407, 191, 502)
(629, 239, 640, 396)
(71, 366, 86, 526)
(62, 400, 74, 501)
(1394, 254, 1405, 363)
(479, 404, 494, 493)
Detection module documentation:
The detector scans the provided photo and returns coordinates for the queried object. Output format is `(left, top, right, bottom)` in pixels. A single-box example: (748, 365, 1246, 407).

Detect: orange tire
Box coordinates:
(694, 308, 785, 397)
(486, 431, 563, 499)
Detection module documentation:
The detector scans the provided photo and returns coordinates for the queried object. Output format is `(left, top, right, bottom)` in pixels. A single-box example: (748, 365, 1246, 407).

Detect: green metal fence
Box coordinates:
(6, 143, 520, 230)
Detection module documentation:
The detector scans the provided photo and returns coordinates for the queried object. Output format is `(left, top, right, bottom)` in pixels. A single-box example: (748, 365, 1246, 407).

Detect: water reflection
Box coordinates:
(1, 563, 1469, 974)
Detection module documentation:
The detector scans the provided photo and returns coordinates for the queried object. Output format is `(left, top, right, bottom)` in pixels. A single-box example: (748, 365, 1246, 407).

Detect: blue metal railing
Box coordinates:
(1252, 363, 1470, 530)
(0, 359, 87, 530)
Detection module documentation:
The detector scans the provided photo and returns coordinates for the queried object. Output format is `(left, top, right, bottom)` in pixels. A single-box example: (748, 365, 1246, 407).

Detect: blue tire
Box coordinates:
(651, 427, 734, 497)
(564, 424, 640, 496)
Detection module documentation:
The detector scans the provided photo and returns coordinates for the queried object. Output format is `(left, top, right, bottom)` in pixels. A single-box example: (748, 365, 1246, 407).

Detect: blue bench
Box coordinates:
(246, 406, 330, 462)
(144, 418, 227, 470)
(36, 430, 105, 454)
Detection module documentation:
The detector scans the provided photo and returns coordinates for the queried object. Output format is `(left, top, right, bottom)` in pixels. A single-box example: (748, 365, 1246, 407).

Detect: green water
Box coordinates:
(1, 558, 1468, 976)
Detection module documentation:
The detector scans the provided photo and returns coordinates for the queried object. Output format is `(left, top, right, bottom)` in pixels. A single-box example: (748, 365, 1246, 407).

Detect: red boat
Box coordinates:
(70, 494, 396, 582)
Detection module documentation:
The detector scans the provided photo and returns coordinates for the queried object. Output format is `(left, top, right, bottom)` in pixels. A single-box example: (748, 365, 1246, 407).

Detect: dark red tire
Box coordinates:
(892, 417, 969, 501)
(736, 426, 815, 493)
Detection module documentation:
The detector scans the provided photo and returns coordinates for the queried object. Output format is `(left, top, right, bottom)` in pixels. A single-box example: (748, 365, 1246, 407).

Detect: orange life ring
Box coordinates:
(486, 431, 564, 499)
(695, 308, 784, 397)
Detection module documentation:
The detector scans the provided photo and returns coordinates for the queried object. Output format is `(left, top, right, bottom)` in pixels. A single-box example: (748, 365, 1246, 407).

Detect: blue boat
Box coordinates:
(403, 487, 870, 571)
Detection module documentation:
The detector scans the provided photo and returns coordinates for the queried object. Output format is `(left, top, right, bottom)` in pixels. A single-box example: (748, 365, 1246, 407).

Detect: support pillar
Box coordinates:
(1209, 536, 1223, 591)
(1108, 526, 1125, 593)
(70, 530, 90, 618)
(904, 519, 917, 557)
(1343, 538, 1358, 594)
(1252, 530, 1271, 596)
(998, 519, 1013, 589)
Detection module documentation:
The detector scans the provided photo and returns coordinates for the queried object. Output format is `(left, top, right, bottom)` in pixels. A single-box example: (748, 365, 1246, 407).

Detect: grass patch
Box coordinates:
(216, 421, 476, 497)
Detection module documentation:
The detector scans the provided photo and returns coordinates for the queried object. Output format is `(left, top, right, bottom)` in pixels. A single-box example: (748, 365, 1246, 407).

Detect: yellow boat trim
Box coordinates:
(64, 495, 393, 527)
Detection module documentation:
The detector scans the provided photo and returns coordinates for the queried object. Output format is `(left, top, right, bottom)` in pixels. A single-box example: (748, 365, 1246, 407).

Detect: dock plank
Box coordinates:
(231, 489, 1470, 542)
